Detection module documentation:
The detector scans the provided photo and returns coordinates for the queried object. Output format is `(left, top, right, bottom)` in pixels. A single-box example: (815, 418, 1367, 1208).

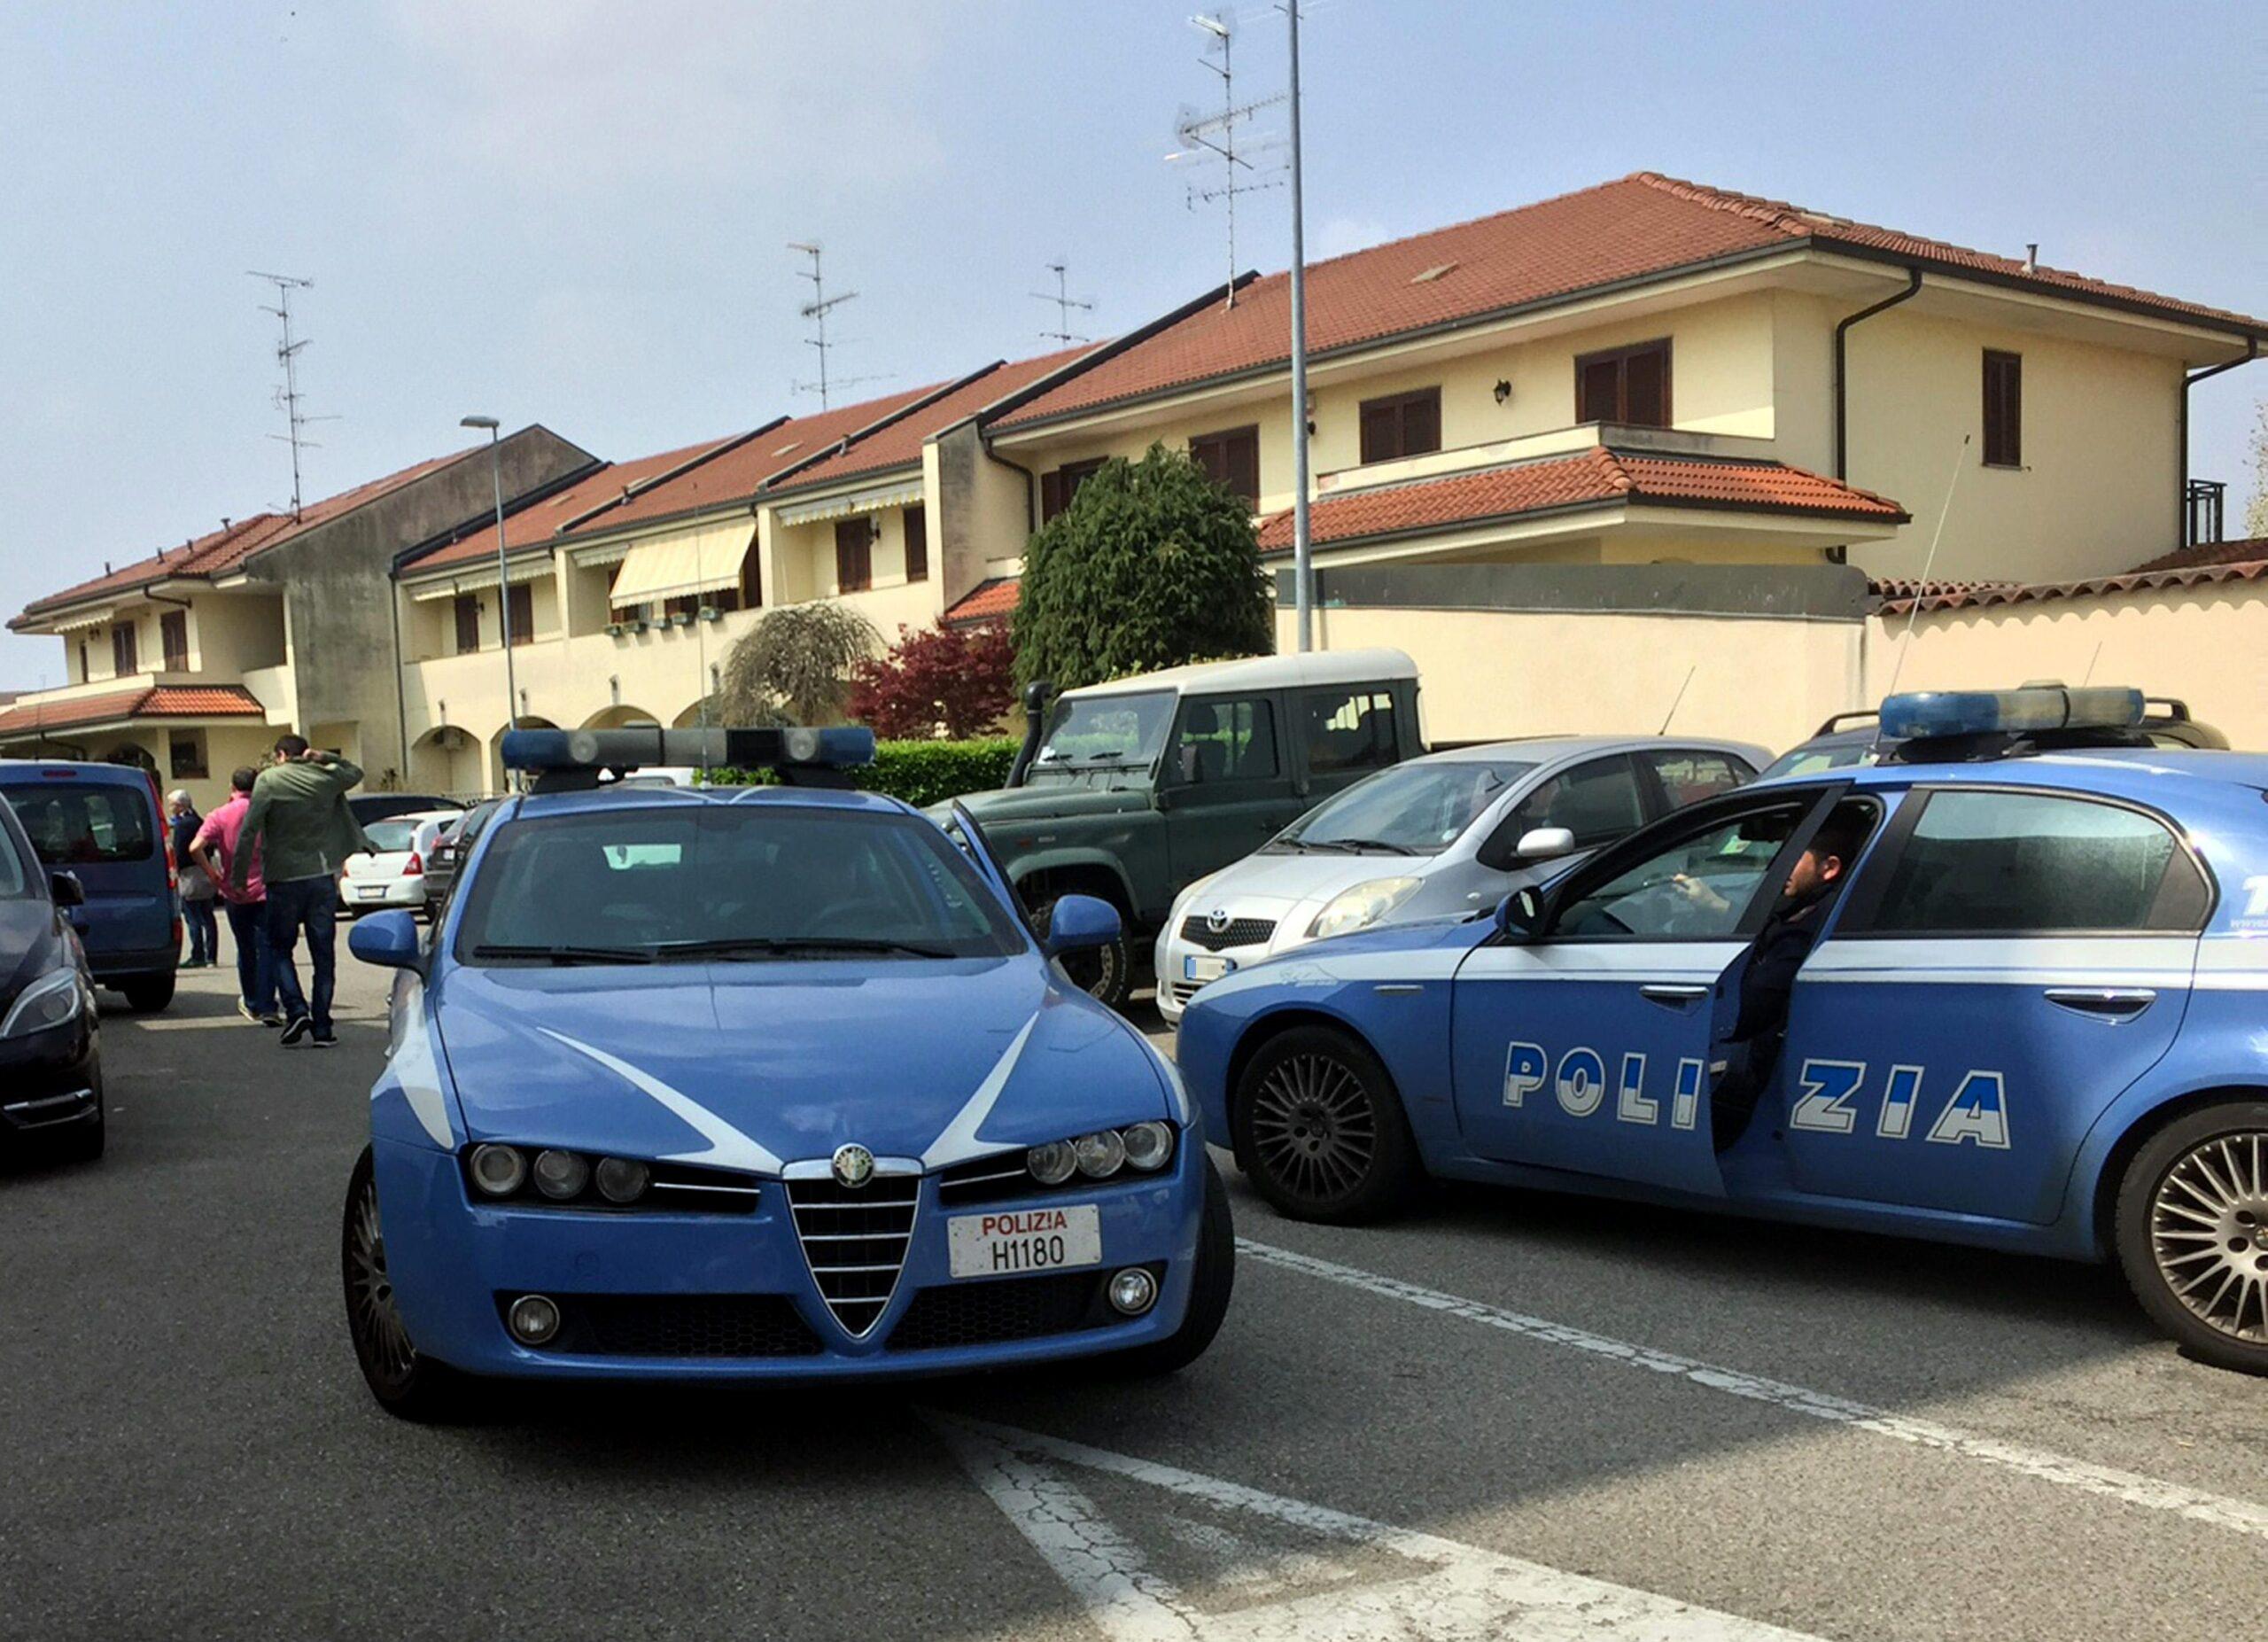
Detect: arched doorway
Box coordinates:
(580, 704, 661, 730)
(486, 715, 560, 792)
(408, 725, 485, 798)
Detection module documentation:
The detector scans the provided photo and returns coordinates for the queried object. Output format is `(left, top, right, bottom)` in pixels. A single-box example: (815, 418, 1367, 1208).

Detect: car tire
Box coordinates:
(119, 975, 175, 1012)
(1233, 1024, 1422, 1225)
(1097, 1157, 1235, 1378)
(342, 1145, 472, 1420)
(1031, 896, 1134, 1012)
(2114, 1100, 2268, 1376)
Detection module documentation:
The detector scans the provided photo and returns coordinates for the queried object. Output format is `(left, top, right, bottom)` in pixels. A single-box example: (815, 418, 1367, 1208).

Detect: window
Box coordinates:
(1504, 756, 1648, 851)
(1357, 389, 1441, 464)
(904, 504, 928, 583)
(168, 732, 206, 781)
(1983, 350, 2022, 468)
(835, 518, 874, 592)
(1172, 696, 1278, 784)
(77, 641, 89, 682)
(610, 603, 652, 626)
(664, 595, 701, 620)
(739, 546, 763, 608)
(1643, 750, 1750, 812)
(505, 582, 534, 647)
(159, 610, 189, 672)
(1860, 791, 2202, 935)
(1298, 689, 1397, 778)
(1040, 458, 1107, 522)
(1556, 802, 1810, 940)
(454, 595, 481, 654)
(11, 783, 157, 865)
(1575, 339, 1672, 427)
(1032, 691, 1176, 771)
(1190, 424, 1261, 504)
(111, 622, 138, 677)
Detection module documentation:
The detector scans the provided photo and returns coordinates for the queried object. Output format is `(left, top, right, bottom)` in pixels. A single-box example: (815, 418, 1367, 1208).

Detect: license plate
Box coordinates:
(947, 1204, 1101, 1279)
(355, 885, 390, 899)
(1184, 953, 1233, 984)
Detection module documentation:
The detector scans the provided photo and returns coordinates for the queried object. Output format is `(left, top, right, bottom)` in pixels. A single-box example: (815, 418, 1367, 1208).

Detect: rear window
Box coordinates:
(3, 783, 156, 865)
(362, 820, 422, 854)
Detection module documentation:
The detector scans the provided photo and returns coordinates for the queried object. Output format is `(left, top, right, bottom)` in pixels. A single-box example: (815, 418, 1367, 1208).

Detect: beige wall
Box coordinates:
(401, 577, 563, 663)
(189, 591, 287, 676)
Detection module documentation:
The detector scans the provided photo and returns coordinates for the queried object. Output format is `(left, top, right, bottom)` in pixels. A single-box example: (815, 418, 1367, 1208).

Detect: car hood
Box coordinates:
(950, 782, 1151, 825)
(428, 955, 1173, 1169)
(1179, 850, 1441, 915)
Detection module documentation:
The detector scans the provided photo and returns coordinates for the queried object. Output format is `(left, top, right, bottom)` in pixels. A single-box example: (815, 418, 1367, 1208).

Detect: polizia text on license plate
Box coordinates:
(946, 1204, 1103, 1278)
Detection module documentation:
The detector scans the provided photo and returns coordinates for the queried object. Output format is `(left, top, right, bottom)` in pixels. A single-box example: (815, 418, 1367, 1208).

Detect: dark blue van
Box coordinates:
(0, 760, 178, 1011)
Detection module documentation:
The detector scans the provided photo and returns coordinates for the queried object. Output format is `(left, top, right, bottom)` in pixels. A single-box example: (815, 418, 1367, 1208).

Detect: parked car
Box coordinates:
(1759, 692, 2226, 782)
(949, 650, 1426, 1008)
(0, 759, 178, 1010)
(347, 792, 466, 828)
(422, 797, 505, 912)
(338, 809, 459, 919)
(0, 790, 102, 1162)
(1153, 735, 1767, 1023)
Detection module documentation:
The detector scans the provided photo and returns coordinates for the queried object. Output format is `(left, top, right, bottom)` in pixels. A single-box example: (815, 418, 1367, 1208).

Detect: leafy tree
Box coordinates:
(848, 621, 1015, 740)
(716, 602, 880, 726)
(1012, 442, 1273, 690)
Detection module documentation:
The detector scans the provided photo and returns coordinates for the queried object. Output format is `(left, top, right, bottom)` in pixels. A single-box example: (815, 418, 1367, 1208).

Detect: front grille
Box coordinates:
(1179, 914, 1276, 952)
(1163, 980, 1202, 1011)
(888, 1270, 1111, 1351)
(787, 1174, 918, 1337)
(513, 1294, 822, 1358)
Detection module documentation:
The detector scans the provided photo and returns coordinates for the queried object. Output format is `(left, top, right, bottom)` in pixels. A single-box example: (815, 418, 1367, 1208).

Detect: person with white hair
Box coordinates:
(167, 788, 218, 969)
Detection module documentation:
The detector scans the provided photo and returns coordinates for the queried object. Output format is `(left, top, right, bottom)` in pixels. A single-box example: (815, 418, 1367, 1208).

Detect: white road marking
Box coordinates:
(927, 1412, 1824, 1641)
(1241, 1238, 2268, 1543)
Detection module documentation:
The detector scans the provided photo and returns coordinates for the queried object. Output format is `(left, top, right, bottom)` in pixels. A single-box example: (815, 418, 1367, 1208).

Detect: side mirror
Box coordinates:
(1515, 826, 1576, 862)
(49, 870, 85, 908)
(1044, 893, 1122, 958)
(1495, 887, 1545, 943)
(348, 909, 423, 971)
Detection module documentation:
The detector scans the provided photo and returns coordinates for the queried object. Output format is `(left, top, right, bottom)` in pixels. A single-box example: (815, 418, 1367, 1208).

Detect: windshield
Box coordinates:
(454, 804, 1026, 964)
(1759, 741, 1876, 782)
(1275, 759, 1538, 855)
(1032, 691, 1174, 771)
(3, 783, 155, 865)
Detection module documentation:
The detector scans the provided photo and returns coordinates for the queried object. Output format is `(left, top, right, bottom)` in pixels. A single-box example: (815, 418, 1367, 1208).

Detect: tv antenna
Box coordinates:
(788, 242, 870, 408)
(1031, 261, 1095, 346)
(248, 270, 336, 518)
(1168, 12, 1285, 308)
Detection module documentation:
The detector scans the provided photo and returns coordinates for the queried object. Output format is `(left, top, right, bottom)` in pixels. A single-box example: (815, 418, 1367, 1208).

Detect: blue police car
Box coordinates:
(340, 726, 1231, 1419)
(1178, 688, 2268, 1374)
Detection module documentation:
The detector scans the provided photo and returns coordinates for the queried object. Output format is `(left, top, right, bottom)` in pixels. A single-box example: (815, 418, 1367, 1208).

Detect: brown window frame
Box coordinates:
(1040, 457, 1108, 522)
(1357, 389, 1442, 465)
(505, 581, 534, 648)
(453, 595, 481, 655)
(1982, 349, 2023, 468)
(168, 731, 207, 781)
(1190, 424, 1262, 504)
(739, 546, 763, 609)
(835, 518, 874, 593)
(159, 609, 190, 672)
(904, 503, 928, 583)
(112, 622, 138, 678)
(1573, 339, 1672, 427)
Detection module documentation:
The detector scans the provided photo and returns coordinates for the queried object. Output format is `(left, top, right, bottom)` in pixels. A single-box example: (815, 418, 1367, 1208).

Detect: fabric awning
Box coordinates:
(607, 520, 755, 606)
(405, 557, 553, 602)
(771, 479, 925, 529)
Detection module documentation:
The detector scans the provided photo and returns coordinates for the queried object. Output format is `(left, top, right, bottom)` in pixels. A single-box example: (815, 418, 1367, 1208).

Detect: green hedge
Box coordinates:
(703, 736, 1018, 808)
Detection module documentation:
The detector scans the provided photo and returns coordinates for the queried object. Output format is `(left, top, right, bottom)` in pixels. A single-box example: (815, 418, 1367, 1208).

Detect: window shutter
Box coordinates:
(740, 546, 763, 608)
(113, 623, 137, 677)
(160, 611, 189, 671)
(454, 595, 480, 653)
(1227, 427, 1260, 503)
(1040, 469, 1065, 522)
(835, 518, 873, 591)
(1623, 346, 1668, 427)
(506, 581, 533, 646)
(1983, 351, 2022, 467)
(904, 504, 928, 581)
(1403, 390, 1441, 456)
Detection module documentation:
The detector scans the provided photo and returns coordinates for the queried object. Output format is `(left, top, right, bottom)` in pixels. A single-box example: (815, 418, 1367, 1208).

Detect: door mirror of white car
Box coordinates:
(1495, 886, 1545, 942)
(1515, 826, 1576, 861)
(348, 909, 423, 970)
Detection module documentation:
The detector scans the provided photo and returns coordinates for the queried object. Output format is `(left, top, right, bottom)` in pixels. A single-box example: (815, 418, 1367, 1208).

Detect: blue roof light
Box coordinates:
(500, 725, 875, 774)
(1879, 686, 2145, 742)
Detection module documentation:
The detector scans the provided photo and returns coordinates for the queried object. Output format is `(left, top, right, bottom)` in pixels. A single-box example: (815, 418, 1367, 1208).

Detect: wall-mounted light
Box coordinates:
(1493, 379, 1512, 406)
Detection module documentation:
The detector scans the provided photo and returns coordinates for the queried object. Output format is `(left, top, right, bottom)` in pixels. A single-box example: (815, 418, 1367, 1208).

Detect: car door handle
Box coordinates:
(2043, 987, 2157, 1020)
(1639, 983, 1710, 1008)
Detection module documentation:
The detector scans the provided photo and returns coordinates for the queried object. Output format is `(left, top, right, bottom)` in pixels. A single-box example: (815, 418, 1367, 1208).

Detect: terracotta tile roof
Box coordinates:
(0, 684, 267, 738)
(942, 577, 1020, 626)
(775, 346, 1101, 495)
(1866, 575, 2023, 603)
(1254, 448, 1907, 555)
(1879, 553, 2268, 616)
(996, 172, 2264, 431)
(2126, 536, 2268, 573)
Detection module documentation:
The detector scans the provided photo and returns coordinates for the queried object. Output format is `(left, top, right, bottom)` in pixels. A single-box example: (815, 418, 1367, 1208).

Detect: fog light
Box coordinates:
(1028, 1139, 1077, 1186)
(594, 1156, 650, 1203)
(532, 1148, 590, 1201)
(1121, 1121, 1174, 1171)
(507, 1293, 561, 1345)
(1107, 1267, 1158, 1316)
(1074, 1130, 1127, 1178)
(468, 1144, 525, 1197)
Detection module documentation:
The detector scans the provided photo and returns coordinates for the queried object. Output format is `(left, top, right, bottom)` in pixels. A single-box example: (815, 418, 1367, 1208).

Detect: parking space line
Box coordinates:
(1239, 1238, 2268, 1543)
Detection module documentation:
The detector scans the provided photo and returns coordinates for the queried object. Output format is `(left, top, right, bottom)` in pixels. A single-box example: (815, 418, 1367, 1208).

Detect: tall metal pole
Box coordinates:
(1285, 0, 1314, 651)
(486, 429, 518, 735)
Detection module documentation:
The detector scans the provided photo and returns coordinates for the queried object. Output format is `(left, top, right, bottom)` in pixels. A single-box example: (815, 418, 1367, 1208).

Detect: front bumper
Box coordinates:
(372, 1134, 1207, 1381)
(0, 1012, 101, 1140)
(1154, 920, 1309, 1023)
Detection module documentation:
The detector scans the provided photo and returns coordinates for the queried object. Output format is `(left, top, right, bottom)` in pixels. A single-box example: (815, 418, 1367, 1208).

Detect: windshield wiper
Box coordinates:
(470, 943, 656, 965)
(1301, 837, 1418, 855)
(656, 936, 959, 960)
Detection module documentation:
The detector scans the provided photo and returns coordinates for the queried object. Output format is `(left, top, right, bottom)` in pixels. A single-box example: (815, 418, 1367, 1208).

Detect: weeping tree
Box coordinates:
(716, 603, 881, 726)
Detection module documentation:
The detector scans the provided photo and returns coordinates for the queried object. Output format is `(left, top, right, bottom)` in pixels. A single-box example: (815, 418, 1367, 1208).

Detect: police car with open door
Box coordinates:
(340, 725, 1231, 1419)
(1178, 687, 2268, 1374)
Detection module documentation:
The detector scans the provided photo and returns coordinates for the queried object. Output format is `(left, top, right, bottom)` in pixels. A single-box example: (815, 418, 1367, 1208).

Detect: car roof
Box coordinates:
(1061, 647, 1418, 700)
(1806, 747, 2268, 802)
(0, 758, 155, 786)
(506, 782, 912, 821)
(1414, 735, 1763, 767)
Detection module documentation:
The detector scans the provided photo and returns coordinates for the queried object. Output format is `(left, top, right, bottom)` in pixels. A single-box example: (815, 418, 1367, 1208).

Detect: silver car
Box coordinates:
(1152, 735, 1768, 1023)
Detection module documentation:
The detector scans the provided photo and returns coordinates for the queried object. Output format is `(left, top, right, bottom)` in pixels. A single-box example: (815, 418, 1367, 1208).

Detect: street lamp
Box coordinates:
(459, 416, 519, 777)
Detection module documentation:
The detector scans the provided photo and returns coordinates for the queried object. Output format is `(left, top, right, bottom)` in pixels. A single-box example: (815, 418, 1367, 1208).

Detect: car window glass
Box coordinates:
(362, 820, 420, 854)
(1646, 751, 1749, 809)
(1556, 803, 1806, 939)
(1033, 691, 1175, 770)
(1759, 743, 1874, 782)
(1505, 757, 1645, 849)
(1173, 696, 1278, 784)
(1299, 689, 1397, 777)
(1278, 759, 1536, 854)
(1863, 791, 2193, 934)
(4, 785, 154, 865)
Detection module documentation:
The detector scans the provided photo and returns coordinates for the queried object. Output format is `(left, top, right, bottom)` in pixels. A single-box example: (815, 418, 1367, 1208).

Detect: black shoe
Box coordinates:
(280, 1016, 312, 1045)
(311, 1029, 338, 1047)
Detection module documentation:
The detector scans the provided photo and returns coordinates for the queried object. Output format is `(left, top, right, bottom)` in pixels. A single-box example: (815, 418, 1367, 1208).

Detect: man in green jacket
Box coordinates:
(231, 734, 369, 1047)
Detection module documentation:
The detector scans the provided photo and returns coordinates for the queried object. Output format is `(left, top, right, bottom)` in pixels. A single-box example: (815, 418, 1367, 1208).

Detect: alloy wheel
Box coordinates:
(1249, 1052, 1379, 1203)
(346, 1173, 418, 1387)
(2149, 1130, 2268, 1346)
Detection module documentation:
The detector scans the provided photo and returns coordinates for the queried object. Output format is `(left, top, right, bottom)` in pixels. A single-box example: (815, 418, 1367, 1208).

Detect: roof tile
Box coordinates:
(942, 577, 1020, 626)
(0, 684, 267, 738)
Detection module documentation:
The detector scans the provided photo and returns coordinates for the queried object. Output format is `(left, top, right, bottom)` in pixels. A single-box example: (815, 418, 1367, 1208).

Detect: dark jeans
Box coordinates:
(266, 875, 339, 1032)
(183, 898, 219, 964)
(224, 898, 276, 1016)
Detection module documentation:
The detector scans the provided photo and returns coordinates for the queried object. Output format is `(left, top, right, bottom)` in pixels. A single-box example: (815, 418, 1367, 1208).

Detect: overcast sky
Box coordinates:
(3, 0, 2260, 690)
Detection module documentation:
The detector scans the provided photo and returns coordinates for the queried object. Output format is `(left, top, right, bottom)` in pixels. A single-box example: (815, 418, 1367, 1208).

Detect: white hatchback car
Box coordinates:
(339, 808, 460, 919)
(1153, 735, 1767, 1023)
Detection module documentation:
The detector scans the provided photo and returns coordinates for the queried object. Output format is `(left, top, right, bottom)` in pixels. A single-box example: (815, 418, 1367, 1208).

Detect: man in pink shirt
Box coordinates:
(189, 767, 279, 1026)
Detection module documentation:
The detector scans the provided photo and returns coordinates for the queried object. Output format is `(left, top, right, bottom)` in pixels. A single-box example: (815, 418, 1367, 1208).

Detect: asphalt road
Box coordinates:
(4, 941, 2264, 1642)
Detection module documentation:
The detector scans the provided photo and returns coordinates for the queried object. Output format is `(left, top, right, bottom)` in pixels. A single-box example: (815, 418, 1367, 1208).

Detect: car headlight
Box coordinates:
(0, 968, 87, 1040)
(1026, 1123, 1177, 1185)
(1307, 876, 1424, 940)
(460, 1146, 743, 1211)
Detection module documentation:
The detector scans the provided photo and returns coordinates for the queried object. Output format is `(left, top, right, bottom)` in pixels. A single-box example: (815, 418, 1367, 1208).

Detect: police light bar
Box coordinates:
(499, 725, 875, 774)
(1878, 686, 2145, 742)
